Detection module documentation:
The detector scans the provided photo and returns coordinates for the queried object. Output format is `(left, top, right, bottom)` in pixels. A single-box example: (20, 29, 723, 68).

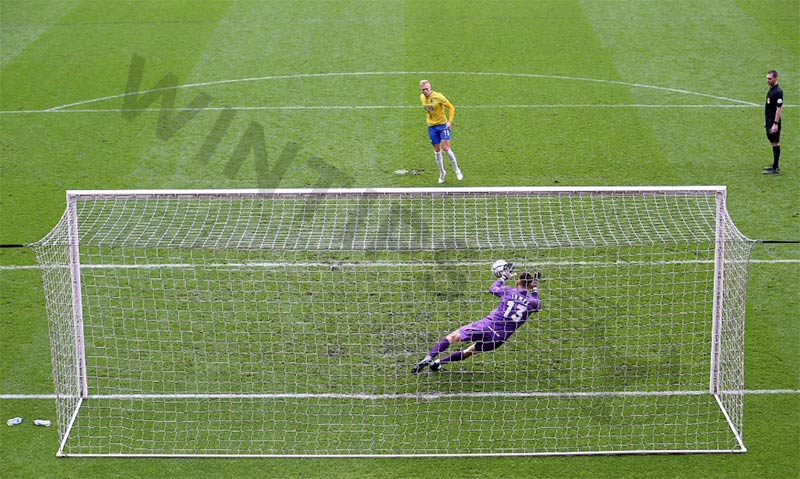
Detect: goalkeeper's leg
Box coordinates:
(412, 330, 461, 374)
(430, 344, 476, 371)
(431, 336, 509, 371)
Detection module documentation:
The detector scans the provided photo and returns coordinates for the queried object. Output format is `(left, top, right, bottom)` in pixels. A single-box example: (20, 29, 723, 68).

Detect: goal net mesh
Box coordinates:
(31, 188, 752, 456)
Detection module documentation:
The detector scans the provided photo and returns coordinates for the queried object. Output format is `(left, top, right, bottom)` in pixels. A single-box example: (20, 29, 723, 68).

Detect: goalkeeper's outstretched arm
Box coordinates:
(490, 277, 511, 296)
(490, 261, 516, 296)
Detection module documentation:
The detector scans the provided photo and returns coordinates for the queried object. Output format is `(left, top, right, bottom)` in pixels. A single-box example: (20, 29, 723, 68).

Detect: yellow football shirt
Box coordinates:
(420, 91, 455, 126)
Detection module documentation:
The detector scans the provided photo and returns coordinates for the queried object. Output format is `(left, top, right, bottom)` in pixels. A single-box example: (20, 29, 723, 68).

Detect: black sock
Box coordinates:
(772, 146, 780, 169)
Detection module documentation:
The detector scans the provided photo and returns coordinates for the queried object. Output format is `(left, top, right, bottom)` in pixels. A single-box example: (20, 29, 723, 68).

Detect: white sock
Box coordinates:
(446, 149, 460, 171)
(434, 152, 445, 175)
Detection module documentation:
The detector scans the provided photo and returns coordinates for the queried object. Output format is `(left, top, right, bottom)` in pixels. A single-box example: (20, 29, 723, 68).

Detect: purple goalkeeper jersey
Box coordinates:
(453, 279, 541, 352)
(484, 279, 540, 333)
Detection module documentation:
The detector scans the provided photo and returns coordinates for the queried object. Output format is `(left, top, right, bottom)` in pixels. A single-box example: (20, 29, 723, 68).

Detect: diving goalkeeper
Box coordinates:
(412, 264, 541, 374)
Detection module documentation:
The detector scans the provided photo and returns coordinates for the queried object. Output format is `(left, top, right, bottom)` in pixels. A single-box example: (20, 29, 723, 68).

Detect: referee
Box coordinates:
(763, 70, 783, 174)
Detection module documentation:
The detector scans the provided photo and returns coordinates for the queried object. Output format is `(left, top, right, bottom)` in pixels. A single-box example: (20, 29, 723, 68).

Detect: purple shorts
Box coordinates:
(458, 318, 513, 352)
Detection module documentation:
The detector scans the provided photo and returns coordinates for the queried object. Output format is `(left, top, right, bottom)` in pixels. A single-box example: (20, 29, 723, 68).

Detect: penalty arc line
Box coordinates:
(12, 71, 761, 112)
(0, 104, 765, 115)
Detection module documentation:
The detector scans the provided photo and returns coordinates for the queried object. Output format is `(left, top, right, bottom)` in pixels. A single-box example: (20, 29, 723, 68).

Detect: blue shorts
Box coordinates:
(427, 124, 452, 145)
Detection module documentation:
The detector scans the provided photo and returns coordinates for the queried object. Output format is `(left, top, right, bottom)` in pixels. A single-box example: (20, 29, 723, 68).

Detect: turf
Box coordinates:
(1, 0, 798, 477)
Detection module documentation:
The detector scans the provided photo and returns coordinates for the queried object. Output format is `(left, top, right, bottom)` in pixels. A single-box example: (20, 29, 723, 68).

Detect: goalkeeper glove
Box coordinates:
(500, 262, 515, 281)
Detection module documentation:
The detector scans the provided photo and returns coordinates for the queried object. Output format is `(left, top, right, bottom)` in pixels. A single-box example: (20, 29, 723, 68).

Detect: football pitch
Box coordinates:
(1, 0, 798, 477)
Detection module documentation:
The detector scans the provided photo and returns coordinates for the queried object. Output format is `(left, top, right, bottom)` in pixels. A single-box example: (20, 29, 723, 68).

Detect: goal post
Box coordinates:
(30, 187, 754, 457)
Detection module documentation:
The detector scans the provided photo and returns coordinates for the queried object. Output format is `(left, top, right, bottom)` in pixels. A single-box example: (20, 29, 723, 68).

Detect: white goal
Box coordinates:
(31, 187, 753, 457)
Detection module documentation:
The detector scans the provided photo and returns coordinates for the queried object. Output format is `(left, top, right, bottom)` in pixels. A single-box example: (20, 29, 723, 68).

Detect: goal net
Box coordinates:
(31, 187, 752, 457)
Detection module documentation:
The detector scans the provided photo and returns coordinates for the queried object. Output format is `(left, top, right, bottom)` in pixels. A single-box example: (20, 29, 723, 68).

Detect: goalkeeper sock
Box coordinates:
(429, 338, 450, 358)
(439, 351, 465, 364)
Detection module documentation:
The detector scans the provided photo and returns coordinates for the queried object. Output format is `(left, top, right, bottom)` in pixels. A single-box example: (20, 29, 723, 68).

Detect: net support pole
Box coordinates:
(66, 192, 89, 398)
(708, 188, 726, 394)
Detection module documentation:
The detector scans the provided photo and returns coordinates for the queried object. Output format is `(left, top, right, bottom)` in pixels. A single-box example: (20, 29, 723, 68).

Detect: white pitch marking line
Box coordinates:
(1, 259, 798, 271)
(1, 389, 798, 400)
(0, 71, 760, 113)
(0, 104, 763, 114)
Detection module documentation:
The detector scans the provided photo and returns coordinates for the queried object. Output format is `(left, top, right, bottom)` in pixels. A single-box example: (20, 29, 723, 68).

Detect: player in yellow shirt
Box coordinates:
(420, 80, 463, 183)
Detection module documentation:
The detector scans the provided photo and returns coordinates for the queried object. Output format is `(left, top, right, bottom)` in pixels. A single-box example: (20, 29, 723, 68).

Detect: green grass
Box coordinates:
(1, 0, 798, 477)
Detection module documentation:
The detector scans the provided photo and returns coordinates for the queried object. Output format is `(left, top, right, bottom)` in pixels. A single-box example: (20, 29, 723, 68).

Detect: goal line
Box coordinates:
(62, 390, 717, 400)
(33, 259, 726, 270)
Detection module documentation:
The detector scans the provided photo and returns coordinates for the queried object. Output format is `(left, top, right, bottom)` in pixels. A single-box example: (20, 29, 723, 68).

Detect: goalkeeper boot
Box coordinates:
(412, 357, 432, 374)
(429, 360, 443, 372)
(438, 171, 446, 184)
(455, 169, 464, 181)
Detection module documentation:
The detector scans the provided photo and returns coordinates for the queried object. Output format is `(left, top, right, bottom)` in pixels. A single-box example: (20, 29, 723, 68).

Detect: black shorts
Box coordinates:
(766, 125, 781, 143)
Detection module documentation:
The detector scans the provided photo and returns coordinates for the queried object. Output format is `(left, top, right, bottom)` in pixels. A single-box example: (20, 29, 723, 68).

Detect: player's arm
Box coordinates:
(490, 260, 514, 295)
(489, 279, 510, 296)
(771, 92, 783, 132)
(529, 272, 542, 311)
(531, 297, 541, 312)
(444, 99, 455, 127)
(490, 272, 515, 296)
